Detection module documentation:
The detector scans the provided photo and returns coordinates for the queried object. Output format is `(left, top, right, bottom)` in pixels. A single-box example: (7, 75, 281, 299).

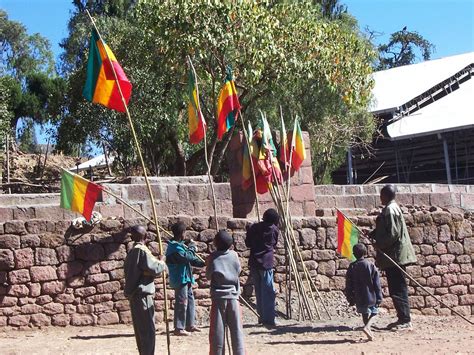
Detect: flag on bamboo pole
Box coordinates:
(60, 170, 102, 221)
(187, 66, 206, 144)
(289, 119, 306, 173)
(337, 210, 359, 260)
(216, 67, 240, 140)
(83, 30, 132, 112)
(242, 123, 253, 190)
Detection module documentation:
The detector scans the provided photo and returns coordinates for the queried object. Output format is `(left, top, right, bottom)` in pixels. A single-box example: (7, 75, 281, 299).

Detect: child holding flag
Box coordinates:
(345, 243, 383, 341)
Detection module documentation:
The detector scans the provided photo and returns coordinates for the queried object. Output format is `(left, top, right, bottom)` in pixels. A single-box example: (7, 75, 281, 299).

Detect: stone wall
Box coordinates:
(0, 207, 472, 328)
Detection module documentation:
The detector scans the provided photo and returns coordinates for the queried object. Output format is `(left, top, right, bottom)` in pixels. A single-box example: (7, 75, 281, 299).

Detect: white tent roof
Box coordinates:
(370, 52, 474, 113)
(69, 154, 115, 171)
(387, 77, 474, 140)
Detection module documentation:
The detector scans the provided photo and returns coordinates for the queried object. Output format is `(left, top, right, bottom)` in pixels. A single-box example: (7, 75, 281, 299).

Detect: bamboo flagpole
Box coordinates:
(187, 56, 220, 230)
(84, 10, 172, 353)
(336, 208, 474, 326)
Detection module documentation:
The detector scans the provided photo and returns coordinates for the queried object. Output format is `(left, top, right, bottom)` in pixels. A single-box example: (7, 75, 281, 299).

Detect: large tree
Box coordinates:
(0, 9, 65, 148)
(57, 1, 375, 182)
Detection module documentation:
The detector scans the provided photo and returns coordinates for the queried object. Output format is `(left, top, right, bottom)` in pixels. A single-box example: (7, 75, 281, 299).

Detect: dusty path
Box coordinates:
(1, 314, 473, 354)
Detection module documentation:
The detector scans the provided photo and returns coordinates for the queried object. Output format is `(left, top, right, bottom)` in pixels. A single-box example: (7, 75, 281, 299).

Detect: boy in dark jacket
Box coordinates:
(206, 230, 245, 355)
(166, 222, 205, 336)
(345, 243, 383, 341)
(245, 208, 279, 326)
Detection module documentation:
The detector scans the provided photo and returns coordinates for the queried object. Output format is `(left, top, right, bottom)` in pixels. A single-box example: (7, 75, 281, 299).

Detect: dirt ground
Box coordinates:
(1, 312, 473, 355)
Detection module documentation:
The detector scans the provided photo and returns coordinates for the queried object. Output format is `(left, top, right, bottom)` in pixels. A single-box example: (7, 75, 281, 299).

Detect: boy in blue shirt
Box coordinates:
(166, 222, 205, 336)
(345, 243, 383, 341)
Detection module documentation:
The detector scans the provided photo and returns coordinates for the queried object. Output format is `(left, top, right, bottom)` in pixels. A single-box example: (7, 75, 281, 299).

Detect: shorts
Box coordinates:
(356, 305, 379, 315)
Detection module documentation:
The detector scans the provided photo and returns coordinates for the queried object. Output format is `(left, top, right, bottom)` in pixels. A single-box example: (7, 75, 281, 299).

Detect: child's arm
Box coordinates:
(344, 264, 355, 306)
(205, 254, 214, 280)
(372, 265, 383, 305)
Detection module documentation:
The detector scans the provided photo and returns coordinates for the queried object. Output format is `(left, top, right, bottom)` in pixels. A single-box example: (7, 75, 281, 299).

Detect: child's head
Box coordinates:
(130, 225, 147, 243)
(380, 184, 396, 205)
(171, 222, 186, 241)
(353, 243, 367, 260)
(214, 230, 233, 251)
(263, 208, 279, 226)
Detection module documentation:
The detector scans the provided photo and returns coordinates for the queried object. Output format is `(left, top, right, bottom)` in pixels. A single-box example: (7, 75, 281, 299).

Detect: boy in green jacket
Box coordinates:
(370, 185, 417, 331)
(166, 222, 205, 336)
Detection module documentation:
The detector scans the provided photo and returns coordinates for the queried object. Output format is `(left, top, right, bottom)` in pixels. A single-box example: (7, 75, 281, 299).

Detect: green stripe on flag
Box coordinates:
(349, 227, 359, 260)
(82, 30, 102, 101)
(60, 170, 75, 210)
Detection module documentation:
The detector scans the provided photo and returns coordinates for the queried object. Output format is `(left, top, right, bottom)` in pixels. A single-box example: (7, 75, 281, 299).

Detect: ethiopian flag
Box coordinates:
(337, 210, 359, 261)
(216, 68, 240, 140)
(187, 67, 206, 144)
(60, 170, 102, 221)
(83, 30, 132, 112)
(289, 119, 306, 173)
(242, 122, 255, 190)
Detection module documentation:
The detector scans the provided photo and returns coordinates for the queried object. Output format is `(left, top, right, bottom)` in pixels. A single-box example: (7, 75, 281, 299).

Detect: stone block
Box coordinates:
(440, 254, 455, 265)
(55, 293, 75, 304)
(317, 260, 336, 277)
(449, 285, 467, 295)
(0, 235, 20, 249)
(299, 228, 316, 248)
(104, 243, 127, 260)
(56, 245, 74, 263)
(97, 281, 121, 294)
(320, 217, 336, 228)
(433, 243, 447, 254)
(42, 281, 66, 295)
(100, 260, 123, 272)
(334, 195, 355, 208)
(43, 302, 64, 315)
(426, 275, 442, 288)
(0, 296, 17, 307)
(20, 235, 40, 248)
(52, 314, 70, 326)
(35, 248, 58, 266)
(459, 294, 474, 306)
(8, 269, 30, 284)
(57, 261, 83, 280)
(8, 284, 29, 297)
(440, 294, 458, 307)
(68, 276, 85, 287)
(9, 314, 30, 327)
(0, 249, 15, 270)
(20, 304, 42, 314)
(458, 274, 471, 285)
(97, 312, 119, 325)
(29, 283, 41, 297)
(95, 301, 114, 313)
(75, 243, 105, 261)
(98, 205, 124, 219)
(447, 241, 463, 254)
(35, 206, 65, 221)
(422, 225, 438, 244)
(40, 234, 64, 248)
(441, 274, 458, 287)
(325, 228, 337, 249)
(70, 314, 95, 326)
(4, 221, 26, 235)
(313, 250, 335, 261)
(87, 273, 110, 284)
(30, 266, 57, 282)
(191, 217, 209, 231)
(75, 286, 97, 297)
(456, 221, 472, 240)
(464, 238, 474, 255)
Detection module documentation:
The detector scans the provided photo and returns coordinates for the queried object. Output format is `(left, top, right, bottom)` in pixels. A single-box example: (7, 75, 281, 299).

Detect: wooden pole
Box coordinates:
(84, 10, 171, 353)
(336, 208, 474, 326)
(240, 112, 261, 221)
(6, 133, 11, 194)
(187, 56, 220, 230)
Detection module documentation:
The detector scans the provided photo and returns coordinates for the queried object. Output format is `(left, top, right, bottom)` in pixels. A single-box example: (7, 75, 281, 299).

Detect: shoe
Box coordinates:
(386, 321, 401, 330)
(391, 322, 413, 331)
(174, 329, 191, 336)
(363, 326, 374, 341)
(186, 327, 202, 333)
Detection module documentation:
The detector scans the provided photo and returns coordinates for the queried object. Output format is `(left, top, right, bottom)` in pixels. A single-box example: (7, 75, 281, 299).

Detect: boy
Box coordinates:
(206, 230, 245, 355)
(166, 222, 205, 336)
(245, 208, 279, 326)
(345, 243, 383, 341)
(124, 225, 168, 355)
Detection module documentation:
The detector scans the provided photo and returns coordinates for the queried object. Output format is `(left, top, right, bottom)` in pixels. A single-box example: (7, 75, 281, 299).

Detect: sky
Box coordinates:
(1, 0, 473, 145)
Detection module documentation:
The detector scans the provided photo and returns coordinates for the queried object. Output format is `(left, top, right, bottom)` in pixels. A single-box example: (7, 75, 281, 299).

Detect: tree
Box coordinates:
(377, 28, 435, 70)
(57, 1, 375, 182)
(0, 10, 64, 146)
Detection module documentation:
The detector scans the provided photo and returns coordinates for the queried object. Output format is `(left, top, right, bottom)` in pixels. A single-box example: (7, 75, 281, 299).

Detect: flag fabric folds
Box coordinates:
(187, 67, 206, 144)
(216, 68, 240, 140)
(289, 119, 306, 173)
(60, 170, 102, 221)
(83, 30, 132, 112)
(279, 114, 288, 171)
(337, 210, 359, 261)
(241, 123, 253, 190)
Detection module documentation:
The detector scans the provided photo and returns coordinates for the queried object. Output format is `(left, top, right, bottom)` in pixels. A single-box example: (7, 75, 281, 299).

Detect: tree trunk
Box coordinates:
(168, 131, 186, 176)
(210, 125, 236, 176)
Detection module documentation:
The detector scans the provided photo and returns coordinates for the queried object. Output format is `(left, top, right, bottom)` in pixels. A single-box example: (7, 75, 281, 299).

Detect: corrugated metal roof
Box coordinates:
(68, 154, 115, 171)
(387, 77, 474, 140)
(370, 52, 474, 113)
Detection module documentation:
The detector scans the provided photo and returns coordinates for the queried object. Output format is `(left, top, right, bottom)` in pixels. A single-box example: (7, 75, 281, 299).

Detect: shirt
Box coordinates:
(245, 221, 279, 270)
(206, 250, 241, 300)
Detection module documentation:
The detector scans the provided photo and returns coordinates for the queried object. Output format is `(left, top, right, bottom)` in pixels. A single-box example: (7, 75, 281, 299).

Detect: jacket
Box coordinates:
(124, 243, 167, 297)
(166, 240, 205, 289)
(373, 200, 417, 270)
(206, 249, 241, 300)
(345, 257, 383, 309)
(245, 221, 279, 270)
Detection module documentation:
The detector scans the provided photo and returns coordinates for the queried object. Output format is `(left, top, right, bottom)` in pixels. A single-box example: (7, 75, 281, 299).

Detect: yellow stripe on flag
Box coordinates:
(342, 219, 353, 258)
(71, 175, 88, 215)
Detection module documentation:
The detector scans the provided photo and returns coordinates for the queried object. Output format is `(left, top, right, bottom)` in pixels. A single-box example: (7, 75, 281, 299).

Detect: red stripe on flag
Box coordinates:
(82, 182, 103, 221)
(337, 210, 345, 254)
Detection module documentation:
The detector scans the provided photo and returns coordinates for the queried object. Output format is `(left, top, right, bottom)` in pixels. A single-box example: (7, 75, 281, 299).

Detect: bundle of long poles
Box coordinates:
(85, 10, 172, 354)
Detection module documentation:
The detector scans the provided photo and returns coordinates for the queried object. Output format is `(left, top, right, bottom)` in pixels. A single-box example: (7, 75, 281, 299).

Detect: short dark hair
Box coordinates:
(130, 225, 147, 242)
(263, 208, 279, 225)
(381, 184, 396, 201)
(215, 230, 233, 251)
(171, 222, 186, 239)
(353, 243, 367, 259)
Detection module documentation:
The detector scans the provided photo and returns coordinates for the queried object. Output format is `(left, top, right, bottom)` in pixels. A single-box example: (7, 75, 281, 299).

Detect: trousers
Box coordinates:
(173, 283, 196, 330)
(385, 266, 411, 323)
(129, 294, 155, 355)
(209, 299, 245, 355)
(250, 268, 276, 325)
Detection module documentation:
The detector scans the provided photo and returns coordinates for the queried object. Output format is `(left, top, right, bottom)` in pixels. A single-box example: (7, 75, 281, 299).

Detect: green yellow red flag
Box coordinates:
(216, 67, 240, 140)
(337, 210, 359, 261)
(187, 64, 206, 144)
(83, 30, 132, 112)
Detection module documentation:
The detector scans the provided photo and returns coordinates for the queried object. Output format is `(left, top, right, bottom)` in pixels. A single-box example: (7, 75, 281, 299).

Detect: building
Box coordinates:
(333, 52, 474, 185)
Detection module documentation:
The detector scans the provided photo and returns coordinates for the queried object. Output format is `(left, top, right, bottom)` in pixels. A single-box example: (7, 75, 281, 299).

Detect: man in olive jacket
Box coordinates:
(371, 185, 416, 331)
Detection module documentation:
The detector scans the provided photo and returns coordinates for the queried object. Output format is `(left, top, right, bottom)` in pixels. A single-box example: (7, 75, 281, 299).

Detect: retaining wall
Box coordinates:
(0, 207, 472, 328)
